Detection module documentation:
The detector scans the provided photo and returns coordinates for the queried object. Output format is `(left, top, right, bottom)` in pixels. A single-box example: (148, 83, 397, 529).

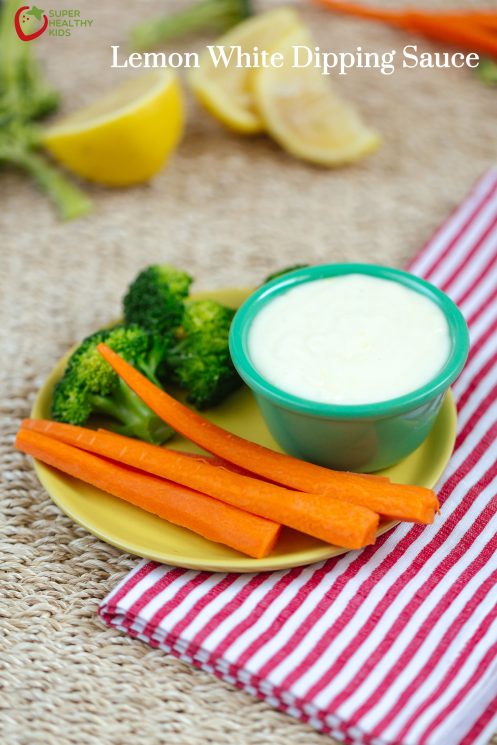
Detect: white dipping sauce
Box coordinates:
(248, 275, 451, 405)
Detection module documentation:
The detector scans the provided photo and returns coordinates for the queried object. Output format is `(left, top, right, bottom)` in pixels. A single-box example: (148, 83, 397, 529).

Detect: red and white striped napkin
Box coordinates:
(99, 171, 497, 745)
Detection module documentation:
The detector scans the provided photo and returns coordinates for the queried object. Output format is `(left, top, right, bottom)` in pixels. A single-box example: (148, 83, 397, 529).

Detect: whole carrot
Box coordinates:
(15, 428, 280, 559)
(21, 419, 381, 548)
(95, 344, 439, 521)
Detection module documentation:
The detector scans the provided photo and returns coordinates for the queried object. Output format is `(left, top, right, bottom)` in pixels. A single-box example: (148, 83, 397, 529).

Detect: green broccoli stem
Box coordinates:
(90, 381, 174, 445)
(139, 351, 166, 389)
(131, 0, 252, 51)
(10, 147, 92, 220)
(109, 417, 174, 445)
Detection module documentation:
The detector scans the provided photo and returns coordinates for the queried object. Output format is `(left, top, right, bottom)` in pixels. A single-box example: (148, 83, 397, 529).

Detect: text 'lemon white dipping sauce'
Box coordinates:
(248, 275, 451, 405)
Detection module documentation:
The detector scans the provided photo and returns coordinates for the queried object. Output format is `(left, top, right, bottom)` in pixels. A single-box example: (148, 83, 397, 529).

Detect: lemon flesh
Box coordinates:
(43, 71, 184, 186)
(254, 28, 381, 166)
(188, 7, 301, 134)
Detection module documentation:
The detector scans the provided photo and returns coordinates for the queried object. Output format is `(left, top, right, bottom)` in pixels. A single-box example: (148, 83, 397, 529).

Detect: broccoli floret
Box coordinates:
(50, 375, 92, 425)
(51, 325, 174, 444)
(132, 0, 252, 51)
(263, 264, 309, 284)
(166, 299, 241, 409)
(123, 264, 192, 337)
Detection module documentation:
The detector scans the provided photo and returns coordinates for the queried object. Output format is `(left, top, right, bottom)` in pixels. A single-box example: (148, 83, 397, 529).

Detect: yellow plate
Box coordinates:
(30, 287, 457, 573)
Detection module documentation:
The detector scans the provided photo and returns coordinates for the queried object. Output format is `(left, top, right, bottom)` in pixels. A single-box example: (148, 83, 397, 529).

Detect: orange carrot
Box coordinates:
(111, 437, 258, 478)
(96, 346, 440, 521)
(167, 448, 388, 484)
(312, 0, 497, 28)
(103, 429, 252, 476)
(313, 0, 497, 59)
(21, 419, 381, 548)
(312, 0, 406, 25)
(171, 449, 389, 485)
(405, 13, 497, 59)
(27, 418, 430, 524)
(170, 451, 277, 480)
(407, 12, 497, 31)
(15, 427, 281, 559)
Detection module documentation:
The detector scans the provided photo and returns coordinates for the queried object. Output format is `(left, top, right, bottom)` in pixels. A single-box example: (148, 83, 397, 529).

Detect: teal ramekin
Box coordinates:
(229, 264, 470, 472)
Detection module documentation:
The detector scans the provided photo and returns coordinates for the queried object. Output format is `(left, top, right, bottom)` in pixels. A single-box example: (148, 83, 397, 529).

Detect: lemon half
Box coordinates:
(253, 27, 381, 166)
(43, 71, 184, 186)
(188, 7, 301, 134)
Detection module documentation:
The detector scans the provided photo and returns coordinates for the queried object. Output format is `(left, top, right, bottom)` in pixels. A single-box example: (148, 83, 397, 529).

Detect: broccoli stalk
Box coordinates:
(86, 379, 172, 443)
(51, 326, 174, 444)
(3, 132, 92, 220)
(0, 0, 91, 219)
(131, 0, 252, 51)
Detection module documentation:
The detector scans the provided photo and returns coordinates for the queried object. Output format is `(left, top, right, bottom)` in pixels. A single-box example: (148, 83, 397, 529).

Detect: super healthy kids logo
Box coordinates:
(14, 5, 94, 40)
(14, 6, 47, 40)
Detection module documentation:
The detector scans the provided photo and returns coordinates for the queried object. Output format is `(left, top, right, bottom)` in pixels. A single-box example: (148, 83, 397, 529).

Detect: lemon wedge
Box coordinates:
(188, 7, 301, 134)
(253, 27, 381, 166)
(42, 71, 184, 186)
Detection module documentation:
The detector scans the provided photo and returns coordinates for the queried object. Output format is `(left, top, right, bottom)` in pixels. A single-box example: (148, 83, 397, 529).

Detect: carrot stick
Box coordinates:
(98, 346, 440, 521)
(168, 448, 388, 484)
(472, 19, 497, 33)
(15, 427, 281, 559)
(21, 419, 381, 548)
(133, 443, 257, 477)
(443, 13, 497, 27)
(170, 451, 276, 479)
(103, 426, 256, 476)
(311, 0, 406, 25)
(312, 0, 497, 29)
(26, 418, 430, 524)
(417, 13, 497, 31)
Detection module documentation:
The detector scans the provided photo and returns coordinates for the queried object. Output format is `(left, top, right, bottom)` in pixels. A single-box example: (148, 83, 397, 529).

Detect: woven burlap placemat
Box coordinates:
(2, 1, 497, 743)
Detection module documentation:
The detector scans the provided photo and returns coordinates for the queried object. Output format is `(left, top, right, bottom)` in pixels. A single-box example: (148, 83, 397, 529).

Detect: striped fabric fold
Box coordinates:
(99, 171, 497, 745)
